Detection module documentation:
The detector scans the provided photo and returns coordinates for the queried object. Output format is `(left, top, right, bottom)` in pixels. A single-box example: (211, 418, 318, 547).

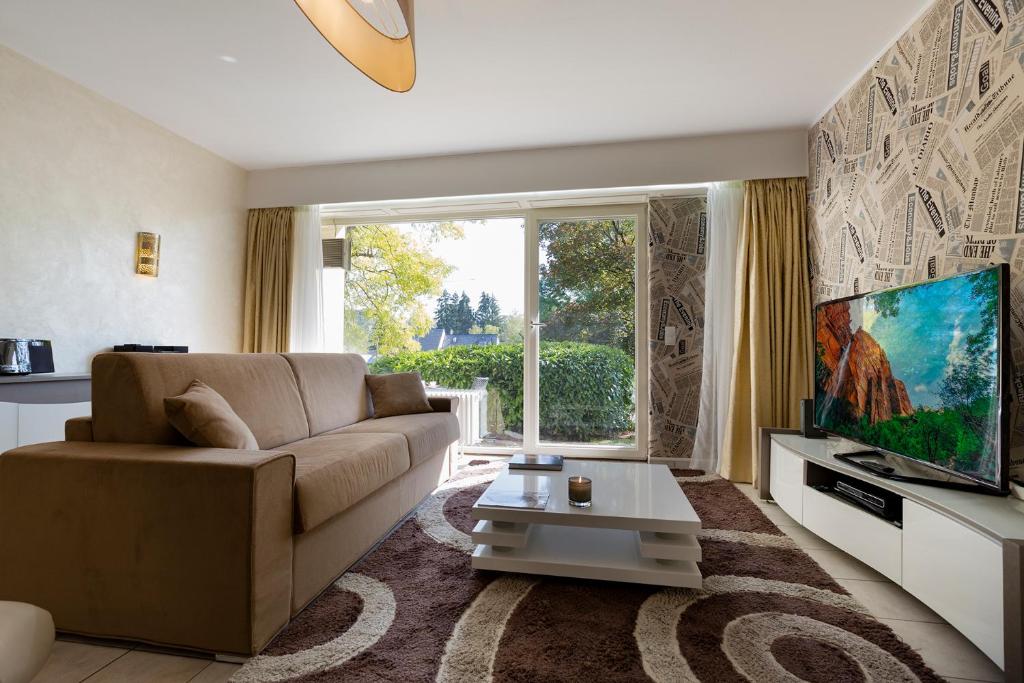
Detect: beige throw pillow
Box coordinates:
(366, 372, 433, 419)
(164, 380, 259, 450)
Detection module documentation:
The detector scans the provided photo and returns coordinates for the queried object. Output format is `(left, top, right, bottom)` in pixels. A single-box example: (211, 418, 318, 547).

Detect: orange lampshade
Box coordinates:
(294, 0, 416, 92)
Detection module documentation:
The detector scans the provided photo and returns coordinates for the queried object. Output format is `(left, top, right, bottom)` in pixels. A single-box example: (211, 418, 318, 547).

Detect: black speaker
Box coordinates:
(800, 398, 826, 439)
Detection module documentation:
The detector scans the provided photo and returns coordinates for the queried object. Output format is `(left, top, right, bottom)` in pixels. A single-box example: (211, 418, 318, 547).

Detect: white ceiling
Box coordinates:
(0, 0, 930, 170)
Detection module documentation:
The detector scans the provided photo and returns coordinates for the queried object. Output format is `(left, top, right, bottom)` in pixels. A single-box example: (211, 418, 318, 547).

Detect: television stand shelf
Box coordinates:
(767, 433, 1024, 678)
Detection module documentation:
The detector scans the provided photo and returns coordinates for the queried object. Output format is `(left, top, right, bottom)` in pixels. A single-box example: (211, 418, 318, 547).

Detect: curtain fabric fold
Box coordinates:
(289, 205, 325, 353)
(720, 177, 813, 484)
(692, 181, 743, 474)
(243, 207, 294, 353)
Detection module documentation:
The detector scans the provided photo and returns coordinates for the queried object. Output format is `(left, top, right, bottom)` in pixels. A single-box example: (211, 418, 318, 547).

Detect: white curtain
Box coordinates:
(692, 181, 743, 474)
(289, 205, 325, 352)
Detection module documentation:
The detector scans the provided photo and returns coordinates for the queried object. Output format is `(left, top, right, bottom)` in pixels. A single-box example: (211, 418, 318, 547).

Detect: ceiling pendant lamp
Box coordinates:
(294, 0, 416, 92)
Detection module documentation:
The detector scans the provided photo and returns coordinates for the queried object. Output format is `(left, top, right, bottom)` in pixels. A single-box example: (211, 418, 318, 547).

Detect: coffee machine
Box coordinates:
(0, 339, 54, 375)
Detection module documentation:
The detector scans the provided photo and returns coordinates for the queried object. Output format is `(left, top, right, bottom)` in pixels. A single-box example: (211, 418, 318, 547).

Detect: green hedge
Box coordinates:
(371, 342, 634, 441)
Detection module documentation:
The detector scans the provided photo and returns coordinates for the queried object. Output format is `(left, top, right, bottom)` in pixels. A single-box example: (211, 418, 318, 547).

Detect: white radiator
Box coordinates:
(425, 387, 487, 447)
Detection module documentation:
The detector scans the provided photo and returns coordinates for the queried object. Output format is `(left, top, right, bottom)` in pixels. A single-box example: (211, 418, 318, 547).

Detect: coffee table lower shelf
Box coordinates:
(471, 523, 702, 588)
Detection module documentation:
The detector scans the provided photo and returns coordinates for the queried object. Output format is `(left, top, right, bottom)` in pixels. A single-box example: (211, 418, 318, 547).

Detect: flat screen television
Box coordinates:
(813, 264, 1010, 493)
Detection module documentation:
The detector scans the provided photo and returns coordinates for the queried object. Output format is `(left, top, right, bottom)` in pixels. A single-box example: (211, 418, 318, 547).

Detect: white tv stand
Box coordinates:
(767, 433, 1024, 676)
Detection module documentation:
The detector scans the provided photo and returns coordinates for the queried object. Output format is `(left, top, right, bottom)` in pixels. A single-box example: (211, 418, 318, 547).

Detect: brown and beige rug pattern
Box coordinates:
(231, 463, 941, 682)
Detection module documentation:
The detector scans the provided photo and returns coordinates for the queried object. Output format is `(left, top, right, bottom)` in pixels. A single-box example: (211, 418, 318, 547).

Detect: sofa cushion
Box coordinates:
(335, 412, 458, 468)
(288, 433, 410, 533)
(91, 353, 309, 449)
(283, 354, 372, 436)
(164, 380, 259, 450)
(365, 372, 433, 419)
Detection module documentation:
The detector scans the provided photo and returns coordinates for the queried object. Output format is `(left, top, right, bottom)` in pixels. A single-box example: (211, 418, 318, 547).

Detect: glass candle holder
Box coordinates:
(568, 476, 592, 508)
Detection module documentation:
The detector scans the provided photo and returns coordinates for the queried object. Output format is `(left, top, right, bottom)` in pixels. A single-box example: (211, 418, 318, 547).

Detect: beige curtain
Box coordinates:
(720, 178, 813, 484)
(242, 207, 294, 353)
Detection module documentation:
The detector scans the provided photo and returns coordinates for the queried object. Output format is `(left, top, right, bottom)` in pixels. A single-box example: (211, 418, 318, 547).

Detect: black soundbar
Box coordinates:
(813, 477, 903, 524)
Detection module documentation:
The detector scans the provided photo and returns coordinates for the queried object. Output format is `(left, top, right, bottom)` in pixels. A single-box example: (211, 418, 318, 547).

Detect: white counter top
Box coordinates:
(772, 433, 1024, 543)
(0, 373, 89, 384)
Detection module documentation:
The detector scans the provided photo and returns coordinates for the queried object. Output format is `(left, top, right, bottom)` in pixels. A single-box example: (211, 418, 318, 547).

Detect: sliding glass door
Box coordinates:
(524, 205, 648, 459)
(322, 217, 526, 451)
(322, 204, 647, 460)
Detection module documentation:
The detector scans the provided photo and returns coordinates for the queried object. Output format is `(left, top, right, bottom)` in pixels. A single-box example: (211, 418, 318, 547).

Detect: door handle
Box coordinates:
(529, 322, 546, 327)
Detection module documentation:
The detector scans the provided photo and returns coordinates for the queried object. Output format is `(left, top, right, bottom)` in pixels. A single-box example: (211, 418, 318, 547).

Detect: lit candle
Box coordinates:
(568, 476, 592, 508)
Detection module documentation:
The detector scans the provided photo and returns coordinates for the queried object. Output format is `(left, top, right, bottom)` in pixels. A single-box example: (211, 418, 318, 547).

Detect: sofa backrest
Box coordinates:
(91, 353, 310, 449)
(282, 353, 372, 436)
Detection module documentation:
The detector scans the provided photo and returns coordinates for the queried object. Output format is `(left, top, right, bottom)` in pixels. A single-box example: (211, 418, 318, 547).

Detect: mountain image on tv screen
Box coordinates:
(814, 267, 1001, 486)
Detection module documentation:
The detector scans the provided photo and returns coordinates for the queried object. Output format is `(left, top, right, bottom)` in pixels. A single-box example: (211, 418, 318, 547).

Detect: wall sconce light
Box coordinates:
(136, 232, 160, 276)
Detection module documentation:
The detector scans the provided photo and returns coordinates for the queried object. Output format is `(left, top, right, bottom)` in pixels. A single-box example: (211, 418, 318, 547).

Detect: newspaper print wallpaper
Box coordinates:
(807, 0, 1024, 475)
(648, 195, 708, 461)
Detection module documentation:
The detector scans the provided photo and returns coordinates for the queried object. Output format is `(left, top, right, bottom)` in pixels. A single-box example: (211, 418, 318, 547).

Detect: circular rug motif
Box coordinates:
(232, 463, 943, 682)
(232, 573, 395, 682)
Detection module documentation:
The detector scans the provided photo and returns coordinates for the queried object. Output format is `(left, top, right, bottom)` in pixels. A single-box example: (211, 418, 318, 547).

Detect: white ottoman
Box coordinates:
(0, 602, 54, 683)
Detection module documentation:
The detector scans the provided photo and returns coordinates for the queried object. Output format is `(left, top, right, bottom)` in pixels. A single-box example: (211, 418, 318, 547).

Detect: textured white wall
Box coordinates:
(0, 46, 248, 373)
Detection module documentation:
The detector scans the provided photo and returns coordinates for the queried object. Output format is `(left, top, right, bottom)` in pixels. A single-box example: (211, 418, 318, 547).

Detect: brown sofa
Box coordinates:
(0, 352, 459, 656)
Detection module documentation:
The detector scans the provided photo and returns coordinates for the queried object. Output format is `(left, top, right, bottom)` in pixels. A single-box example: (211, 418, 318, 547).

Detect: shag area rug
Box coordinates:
(231, 462, 941, 682)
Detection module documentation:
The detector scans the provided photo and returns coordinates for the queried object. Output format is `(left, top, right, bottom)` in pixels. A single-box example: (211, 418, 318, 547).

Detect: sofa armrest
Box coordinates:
(428, 396, 460, 413)
(65, 416, 94, 442)
(0, 441, 295, 656)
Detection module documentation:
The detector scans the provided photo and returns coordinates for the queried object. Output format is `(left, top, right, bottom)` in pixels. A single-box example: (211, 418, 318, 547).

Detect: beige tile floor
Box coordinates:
(31, 641, 238, 683)
(31, 480, 1007, 682)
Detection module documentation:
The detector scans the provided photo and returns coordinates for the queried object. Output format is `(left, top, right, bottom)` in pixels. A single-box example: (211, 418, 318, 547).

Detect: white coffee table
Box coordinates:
(470, 460, 702, 587)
